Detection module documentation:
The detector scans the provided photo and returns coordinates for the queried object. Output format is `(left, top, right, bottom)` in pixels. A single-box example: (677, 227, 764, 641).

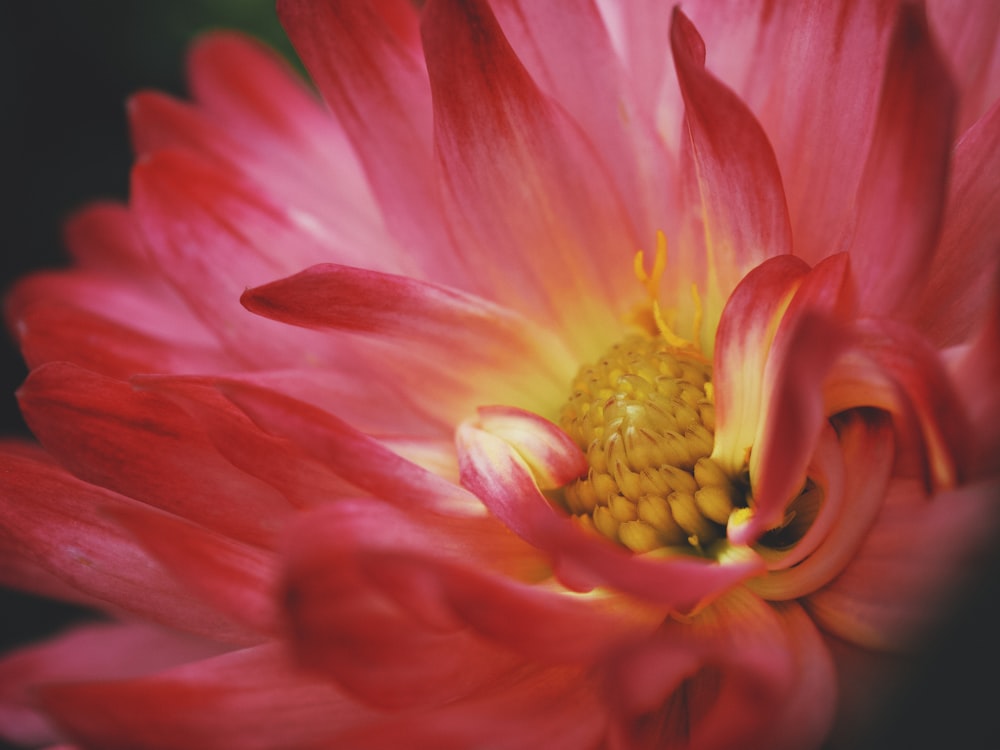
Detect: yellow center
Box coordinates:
(557, 334, 743, 554)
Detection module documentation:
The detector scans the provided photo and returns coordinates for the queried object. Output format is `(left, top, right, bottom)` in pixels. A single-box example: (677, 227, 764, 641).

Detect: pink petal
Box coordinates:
(240, 263, 575, 392)
(37, 644, 378, 750)
(421, 0, 639, 356)
(913, 99, 1000, 346)
(848, 3, 957, 318)
(710, 255, 809, 476)
(276, 0, 460, 278)
(604, 589, 834, 750)
(805, 476, 1000, 650)
(456, 420, 764, 606)
(490, 0, 667, 242)
(218, 379, 485, 517)
(18, 363, 293, 546)
(927, 0, 1000, 133)
(0, 445, 258, 643)
(676, 1, 899, 268)
(8, 272, 232, 378)
(130, 148, 344, 368)
(0, 622, 224, 748)
(669, 8, 792, 317)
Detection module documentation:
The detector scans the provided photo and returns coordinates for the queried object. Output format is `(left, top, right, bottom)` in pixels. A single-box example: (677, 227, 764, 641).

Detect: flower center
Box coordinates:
(556, 334, 742, 554)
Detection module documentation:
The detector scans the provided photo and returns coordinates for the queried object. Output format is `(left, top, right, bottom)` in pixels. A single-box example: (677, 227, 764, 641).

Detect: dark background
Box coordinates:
(1, 2, 997, 749)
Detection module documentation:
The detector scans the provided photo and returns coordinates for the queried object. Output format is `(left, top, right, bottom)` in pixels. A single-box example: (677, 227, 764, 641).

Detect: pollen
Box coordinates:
(557, 334, 742, 554)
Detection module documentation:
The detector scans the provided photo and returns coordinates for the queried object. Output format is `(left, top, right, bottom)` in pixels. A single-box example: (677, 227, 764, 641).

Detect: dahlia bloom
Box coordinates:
(2, 0, 998, 748)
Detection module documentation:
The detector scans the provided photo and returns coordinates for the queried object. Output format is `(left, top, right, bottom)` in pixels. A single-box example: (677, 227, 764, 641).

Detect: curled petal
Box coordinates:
(456, 420, 764, 607)
(710, 255, 809, 476)
(750, 411, 895, 599)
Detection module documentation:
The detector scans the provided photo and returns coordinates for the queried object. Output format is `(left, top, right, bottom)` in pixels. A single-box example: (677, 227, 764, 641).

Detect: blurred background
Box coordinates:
(0, 2, 997, 749)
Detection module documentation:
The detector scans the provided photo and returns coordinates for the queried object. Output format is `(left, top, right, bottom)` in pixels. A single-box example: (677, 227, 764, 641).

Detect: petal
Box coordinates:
(604, 589, 834, 750)
(913, 99, 1000, 346)
(277, 0, 460, 278)
(130, 148, 343, 368)
(331, 665, 606, 750)
(37, 645, 378, 750)
(280, 503, 524, 709)
(108, 504, 279, 636)
(749, 411, 895, 599)
(824, 318, 971, 491)
(218, 379, 484, 517)
(18, 363, 293, 546)
(0, 445, 257, 643)
(421, 0, 639, 357)
(283, 499, 656, 666)
(731, 255, 855, 544)
(456, 419, 764, 606)
(927, 0, 1000, 133)
(490, 0, 666, 242)
(471, 406, 587, 490)
(0, 622, 223, 748)
(805, 476, 1000, 650)
(710, 255, 809, 476)
(848, 3, 957, 318)
(669, 7, 792, 325)
(240, 263, 575, 393)
(677, 1, 899, 268)
(7, 272, 231, 378)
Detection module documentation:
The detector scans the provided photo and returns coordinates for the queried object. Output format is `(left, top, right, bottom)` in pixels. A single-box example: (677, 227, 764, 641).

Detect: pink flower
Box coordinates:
(2, 1, 998, 748)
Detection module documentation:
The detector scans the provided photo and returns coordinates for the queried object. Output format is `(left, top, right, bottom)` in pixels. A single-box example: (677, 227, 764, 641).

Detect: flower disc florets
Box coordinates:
(558, 334, 742, 554)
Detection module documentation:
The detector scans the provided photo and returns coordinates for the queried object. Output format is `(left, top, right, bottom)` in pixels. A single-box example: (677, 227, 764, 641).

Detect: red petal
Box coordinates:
(18, 363, 293, 546)
(456, 421, 764, 606)
(604, 589, 834, 750)
(109, 505, 279, 636)
(848, 3, 957, 318)
(669, 8, 792, 315)
(38, 645, 377, 750)
(284, 499, 656, 666)
(0, 445, 257, 642)
(0, 622, 223, 748)
(422, 0, 639, 356)
(281, 503, 523, 709)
